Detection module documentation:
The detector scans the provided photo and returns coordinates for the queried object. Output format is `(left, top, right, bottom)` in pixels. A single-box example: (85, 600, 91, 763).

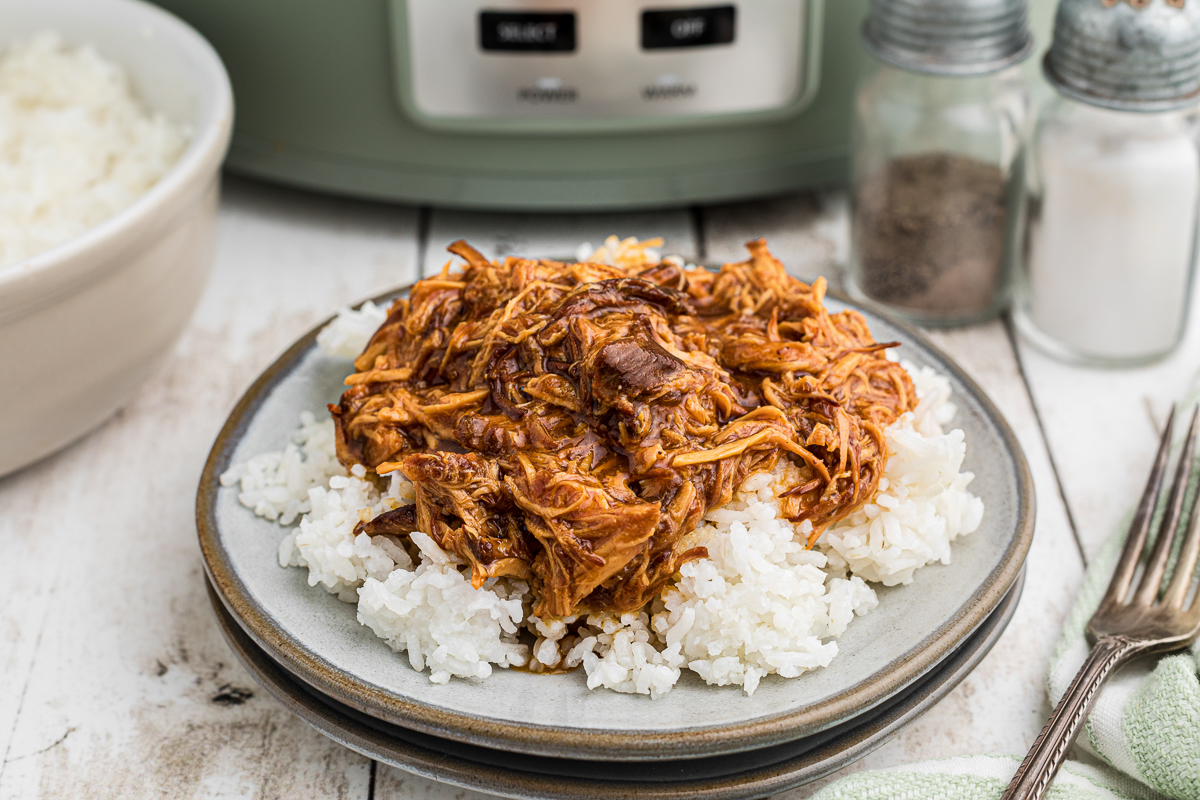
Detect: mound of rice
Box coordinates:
(0, 32, 188, 269)
(221, 289, 984, 698)
(314, 300, 387, 359)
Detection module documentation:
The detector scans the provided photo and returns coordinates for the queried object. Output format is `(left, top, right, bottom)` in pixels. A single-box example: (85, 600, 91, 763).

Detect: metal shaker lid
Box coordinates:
(1045, 0, 1200, 112)
(862, 0, 1034, 76)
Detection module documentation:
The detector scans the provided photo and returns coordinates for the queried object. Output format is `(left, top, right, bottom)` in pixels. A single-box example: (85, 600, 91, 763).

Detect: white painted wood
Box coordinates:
(422, 208, 698, 276)
(701, 190, 850, 286)
(374, 766, 501, 799)
(0, 476, 64, 779)
(0, 177, 420, 799)
(1014, 275, 1200, 560)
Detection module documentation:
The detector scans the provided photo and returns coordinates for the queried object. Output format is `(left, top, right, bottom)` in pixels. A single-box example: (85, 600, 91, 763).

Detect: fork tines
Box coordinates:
(1104, 405, 1200, 613)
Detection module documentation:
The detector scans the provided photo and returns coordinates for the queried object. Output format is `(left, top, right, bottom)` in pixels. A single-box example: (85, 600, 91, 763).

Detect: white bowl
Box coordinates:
(0, 0, 233, 477)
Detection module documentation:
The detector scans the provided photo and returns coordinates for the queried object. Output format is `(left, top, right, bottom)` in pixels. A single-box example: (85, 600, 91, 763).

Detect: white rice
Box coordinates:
(576, 235, 662, 267)
(0, 32, 188, 269)
(315, 300, 388, 360)
(223, 276, 985, 697)
(530, 479, 879, 698)
(219, 411, 345, 525)
(357, 569, 529, 684)
(277, 466, 412, 601)
(818, 362, 984, 587)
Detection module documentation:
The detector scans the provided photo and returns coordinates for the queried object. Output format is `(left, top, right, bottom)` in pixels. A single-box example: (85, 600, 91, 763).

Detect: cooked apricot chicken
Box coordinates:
(333, 240, 915, 618)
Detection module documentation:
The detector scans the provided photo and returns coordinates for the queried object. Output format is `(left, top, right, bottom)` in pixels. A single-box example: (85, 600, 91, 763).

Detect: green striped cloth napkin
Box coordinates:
(1042, 514, 1200, 799)
(812, 439, 1200, 800)
(809, 754, 1166, 799)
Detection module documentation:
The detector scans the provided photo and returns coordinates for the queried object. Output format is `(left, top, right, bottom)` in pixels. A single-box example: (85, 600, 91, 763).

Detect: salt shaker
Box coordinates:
(847, 0, 1033, 327)
(1014, 0, 1200, 365)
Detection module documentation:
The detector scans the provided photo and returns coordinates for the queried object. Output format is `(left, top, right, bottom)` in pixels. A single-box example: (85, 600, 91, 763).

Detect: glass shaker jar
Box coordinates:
(1014, 0, 1200, 366)
(847, 0, 1033, 327)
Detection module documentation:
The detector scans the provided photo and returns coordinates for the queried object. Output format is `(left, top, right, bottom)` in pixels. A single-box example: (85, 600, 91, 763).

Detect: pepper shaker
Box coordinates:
(847, 0, 1034, 327)
(1014, 0, 1200, 366)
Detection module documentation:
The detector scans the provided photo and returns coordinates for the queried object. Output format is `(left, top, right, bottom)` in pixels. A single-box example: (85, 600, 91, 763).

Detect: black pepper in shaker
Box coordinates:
(847, 0, 1034, 327)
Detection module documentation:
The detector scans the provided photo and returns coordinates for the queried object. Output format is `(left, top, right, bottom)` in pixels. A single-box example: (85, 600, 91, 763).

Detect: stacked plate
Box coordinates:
(197, 288, 1034, 800)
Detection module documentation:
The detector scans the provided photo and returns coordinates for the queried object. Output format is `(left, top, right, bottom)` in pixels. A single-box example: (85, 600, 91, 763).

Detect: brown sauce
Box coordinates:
(335, 239, 916, 619)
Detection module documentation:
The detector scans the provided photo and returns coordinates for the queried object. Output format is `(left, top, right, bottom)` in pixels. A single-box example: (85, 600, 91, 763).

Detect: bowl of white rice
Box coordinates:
(0, 0, 232, 476)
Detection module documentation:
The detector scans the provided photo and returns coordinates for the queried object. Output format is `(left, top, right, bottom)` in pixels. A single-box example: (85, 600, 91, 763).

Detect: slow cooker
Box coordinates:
(150, 0, 1054, 210)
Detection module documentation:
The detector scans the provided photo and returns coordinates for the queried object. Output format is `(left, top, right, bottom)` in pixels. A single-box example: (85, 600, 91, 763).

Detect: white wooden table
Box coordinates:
(3, 176, 1196, 799)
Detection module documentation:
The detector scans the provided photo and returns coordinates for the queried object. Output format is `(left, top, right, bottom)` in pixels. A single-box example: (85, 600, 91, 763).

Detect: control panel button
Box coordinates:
(479, 11, 577, 52)
(641, 5, 736, 50)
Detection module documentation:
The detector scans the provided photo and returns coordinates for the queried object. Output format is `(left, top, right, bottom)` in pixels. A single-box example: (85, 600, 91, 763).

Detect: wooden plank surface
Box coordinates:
(701, 190, 850, 287)
(0, 478, 63, 782)
(1014, 285, 1200, 561)
(0, 181, 1107, 799)
(374, 767, 497, 800)
(0, 178, 420, 799)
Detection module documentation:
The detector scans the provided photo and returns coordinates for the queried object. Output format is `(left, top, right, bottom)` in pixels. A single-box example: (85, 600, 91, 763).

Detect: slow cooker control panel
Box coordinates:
(395, 0, 812, 130)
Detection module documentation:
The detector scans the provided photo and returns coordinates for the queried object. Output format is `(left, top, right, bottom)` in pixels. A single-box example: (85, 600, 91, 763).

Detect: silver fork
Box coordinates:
(1002, 405, 1200, 800)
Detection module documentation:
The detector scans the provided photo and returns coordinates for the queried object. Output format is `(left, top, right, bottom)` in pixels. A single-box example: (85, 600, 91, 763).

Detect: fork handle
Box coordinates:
(1001, 635, 1149, 800)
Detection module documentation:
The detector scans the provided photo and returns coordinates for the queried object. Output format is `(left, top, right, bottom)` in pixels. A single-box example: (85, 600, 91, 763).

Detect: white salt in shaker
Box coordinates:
(1014, 0, 1200, 365)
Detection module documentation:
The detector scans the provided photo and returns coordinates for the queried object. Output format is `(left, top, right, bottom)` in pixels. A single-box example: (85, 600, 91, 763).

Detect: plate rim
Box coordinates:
(208, 569, 1026, 800)
(197, 283, 1036, 760)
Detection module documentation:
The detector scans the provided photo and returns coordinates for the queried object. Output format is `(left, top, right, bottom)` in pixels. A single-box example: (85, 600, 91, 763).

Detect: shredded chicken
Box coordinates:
(333, 240, 915, 618)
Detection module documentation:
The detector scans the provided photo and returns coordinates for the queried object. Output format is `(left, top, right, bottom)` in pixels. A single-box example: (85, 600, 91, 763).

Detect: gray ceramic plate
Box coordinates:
(209, 570, 1024, 800)
(197, 287, 1034, 762)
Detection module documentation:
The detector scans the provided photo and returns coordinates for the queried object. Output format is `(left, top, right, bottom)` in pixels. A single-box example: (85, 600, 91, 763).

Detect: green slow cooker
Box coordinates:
(150, 0, 1054, 210)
